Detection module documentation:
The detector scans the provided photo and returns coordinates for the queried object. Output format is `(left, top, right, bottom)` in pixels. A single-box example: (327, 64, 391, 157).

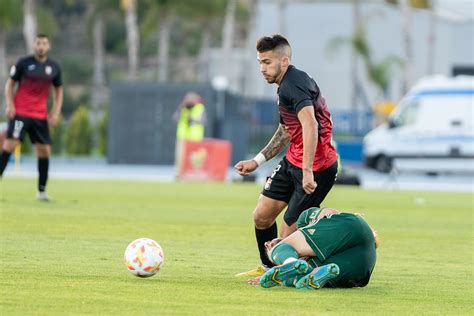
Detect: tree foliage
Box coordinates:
(50, 114, 65, 155)
(328, 16, 404, 99)
(66, 105, 93, 155)
(98, 110, 108, 156)
(0, 0, 22, 30)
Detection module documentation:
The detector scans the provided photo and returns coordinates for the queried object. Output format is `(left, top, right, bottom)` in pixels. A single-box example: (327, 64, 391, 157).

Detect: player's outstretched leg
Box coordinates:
(235, 265, 269, 278)
(259, 259, 309, 288)
(295, 263, 340, 290)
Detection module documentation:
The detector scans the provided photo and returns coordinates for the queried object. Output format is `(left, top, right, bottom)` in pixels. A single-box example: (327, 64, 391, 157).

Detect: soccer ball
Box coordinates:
(124, 238, 164, 277)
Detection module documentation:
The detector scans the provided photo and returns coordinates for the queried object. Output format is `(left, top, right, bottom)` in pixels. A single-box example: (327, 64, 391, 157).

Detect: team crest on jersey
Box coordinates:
(9, 65, 16, 76)
(28, 64, 36, 71)
(45, 65, 52, 75)
(264, 178, 272, 190)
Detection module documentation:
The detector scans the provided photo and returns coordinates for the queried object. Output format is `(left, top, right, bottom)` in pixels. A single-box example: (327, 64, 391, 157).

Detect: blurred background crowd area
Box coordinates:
(0, 0, 472, 162)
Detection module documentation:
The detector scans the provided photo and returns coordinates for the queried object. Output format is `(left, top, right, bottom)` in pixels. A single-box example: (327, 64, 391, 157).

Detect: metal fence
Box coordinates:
(108, 82, 250, 165)
(108, 84, 373, 165)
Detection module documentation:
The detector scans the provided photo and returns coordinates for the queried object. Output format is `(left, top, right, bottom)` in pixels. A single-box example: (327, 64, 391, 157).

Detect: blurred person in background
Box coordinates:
(235, 34, 338, 277)
(173, 92, 206, 176)
(0, 34, 63, 201)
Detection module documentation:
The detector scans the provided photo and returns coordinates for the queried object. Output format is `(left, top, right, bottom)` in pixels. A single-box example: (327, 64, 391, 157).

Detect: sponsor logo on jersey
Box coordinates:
(45, 65, 52, 75)
(28, 64, 36, 71)
(9, 65, 16, 76)
(307, 229, 316, 235)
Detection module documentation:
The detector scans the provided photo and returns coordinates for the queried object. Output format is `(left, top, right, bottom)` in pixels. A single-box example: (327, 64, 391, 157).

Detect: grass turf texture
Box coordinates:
(0, 178, 472, 315)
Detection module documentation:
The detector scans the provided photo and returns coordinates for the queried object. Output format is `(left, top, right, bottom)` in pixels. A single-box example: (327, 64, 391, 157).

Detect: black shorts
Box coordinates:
(6, 115, 51, 144)
(261, 157, 338, 226)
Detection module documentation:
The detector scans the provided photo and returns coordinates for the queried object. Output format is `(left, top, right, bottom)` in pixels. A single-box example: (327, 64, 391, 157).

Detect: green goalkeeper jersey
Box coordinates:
(296, 207, 377, 288)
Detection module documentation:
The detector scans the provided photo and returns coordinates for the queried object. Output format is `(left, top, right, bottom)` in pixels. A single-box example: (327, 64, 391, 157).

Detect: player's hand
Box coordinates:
(264, 238, 283, 252)
(302, 170, 317, 194)
(234, 159, 258, 176)
(316, 208, 340, 222)
(247, 276, 261, 285)
(6, 106, 15, 119)
(48, 113, 59, 127)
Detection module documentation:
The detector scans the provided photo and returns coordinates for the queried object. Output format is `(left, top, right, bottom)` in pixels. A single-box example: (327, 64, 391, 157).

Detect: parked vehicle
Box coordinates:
(363, 75, 474, 173)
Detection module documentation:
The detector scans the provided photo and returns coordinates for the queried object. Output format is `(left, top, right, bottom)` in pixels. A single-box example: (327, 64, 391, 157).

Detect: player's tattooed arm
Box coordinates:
(261, 124, 290, 160)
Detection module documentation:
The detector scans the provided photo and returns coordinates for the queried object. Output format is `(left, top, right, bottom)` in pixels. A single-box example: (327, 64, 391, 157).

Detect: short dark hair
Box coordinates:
(36, 33, 49, 39)
(256, 34, 291, 58)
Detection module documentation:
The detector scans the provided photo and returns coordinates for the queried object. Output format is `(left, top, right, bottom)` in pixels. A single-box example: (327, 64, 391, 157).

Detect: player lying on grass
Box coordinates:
(254, 207, 379, 289)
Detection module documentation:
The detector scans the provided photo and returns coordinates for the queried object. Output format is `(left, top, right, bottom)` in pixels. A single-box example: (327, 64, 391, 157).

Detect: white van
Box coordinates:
(363, 75, 474, 173)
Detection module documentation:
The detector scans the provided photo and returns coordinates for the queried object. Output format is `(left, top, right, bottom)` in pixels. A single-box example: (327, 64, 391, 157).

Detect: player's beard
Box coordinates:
(35, 49, 47, 58)
(265, 76, 276, 84)
(263, 72, 277, 84)
(264, 65, 282, 84)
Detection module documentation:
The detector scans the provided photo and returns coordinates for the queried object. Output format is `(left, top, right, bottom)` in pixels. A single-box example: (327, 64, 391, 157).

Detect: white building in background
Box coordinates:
(209, 1, 473, 110)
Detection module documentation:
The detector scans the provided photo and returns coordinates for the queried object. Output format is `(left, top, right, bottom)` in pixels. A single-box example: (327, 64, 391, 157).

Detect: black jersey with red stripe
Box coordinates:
(277, 65, 337, 172)
(9, 55, 62, 119)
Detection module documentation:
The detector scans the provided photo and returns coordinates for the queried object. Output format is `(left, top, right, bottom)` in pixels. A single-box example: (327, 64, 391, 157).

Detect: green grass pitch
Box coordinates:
(1, 178, 472, 315)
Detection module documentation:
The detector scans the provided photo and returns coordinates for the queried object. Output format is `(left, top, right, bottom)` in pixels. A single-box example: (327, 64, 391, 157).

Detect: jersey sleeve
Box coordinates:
(52, 64, 62, 87)
(9, 58, 24, 81)
(280, 79, 315, 113)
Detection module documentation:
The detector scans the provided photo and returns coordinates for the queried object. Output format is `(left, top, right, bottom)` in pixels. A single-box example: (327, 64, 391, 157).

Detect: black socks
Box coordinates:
(0, 150, 12, 177)
(38, 158, 49, 192)
(1, 153, 50, 192)
(255, 222, 278, 267)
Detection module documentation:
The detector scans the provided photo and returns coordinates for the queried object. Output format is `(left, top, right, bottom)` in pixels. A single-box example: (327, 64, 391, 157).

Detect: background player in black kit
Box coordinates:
(235, 34, 338, 277)
(1, 34, 63, 201)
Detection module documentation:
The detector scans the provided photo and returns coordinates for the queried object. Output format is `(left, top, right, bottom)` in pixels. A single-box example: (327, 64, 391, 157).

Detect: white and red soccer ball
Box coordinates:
(124, 238, 164, 277)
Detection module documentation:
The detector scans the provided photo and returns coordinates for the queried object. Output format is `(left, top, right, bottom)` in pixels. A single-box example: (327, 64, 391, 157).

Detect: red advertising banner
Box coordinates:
(179, 139, 232, 181)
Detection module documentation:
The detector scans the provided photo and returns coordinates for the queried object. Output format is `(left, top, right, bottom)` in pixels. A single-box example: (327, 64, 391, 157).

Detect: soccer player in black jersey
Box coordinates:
(1, 34, 63, 201)
(235, 35, 338, 277)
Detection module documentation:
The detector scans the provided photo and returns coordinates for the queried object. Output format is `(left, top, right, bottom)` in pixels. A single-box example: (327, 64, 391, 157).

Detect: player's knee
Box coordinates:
(253, 209, 274, 229)
(35, 145, 50, 158)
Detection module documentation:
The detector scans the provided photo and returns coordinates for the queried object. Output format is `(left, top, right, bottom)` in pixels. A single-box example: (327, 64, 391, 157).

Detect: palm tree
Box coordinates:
(141, 0, 227, 82)
(221, 0, 237, 79)
(21, 0, 58, 55)
(91, 12, 106, 120)
(23, 0, 37, 54)
(0, 0, 21, 113)
(121, 0, 140, 80)
(242, 0, 260, 97)
(386, 0, 431, 90)
(177, 0, 227, 82)
(328, 13, 403, 102)
(399, 0, 413, 92)
(86, 0, 116, 122)
(141, 0, 174, 82)
(350, 0, 362, 132)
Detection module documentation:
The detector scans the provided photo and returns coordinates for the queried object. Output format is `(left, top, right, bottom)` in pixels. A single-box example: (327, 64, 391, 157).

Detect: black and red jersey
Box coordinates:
(9, 55, 62, 119)
(278, 65, 337, 172)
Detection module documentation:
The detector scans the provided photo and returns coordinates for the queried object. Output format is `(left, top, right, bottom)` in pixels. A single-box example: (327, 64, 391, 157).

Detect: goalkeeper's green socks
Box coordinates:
(269, 243, 298, 265)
